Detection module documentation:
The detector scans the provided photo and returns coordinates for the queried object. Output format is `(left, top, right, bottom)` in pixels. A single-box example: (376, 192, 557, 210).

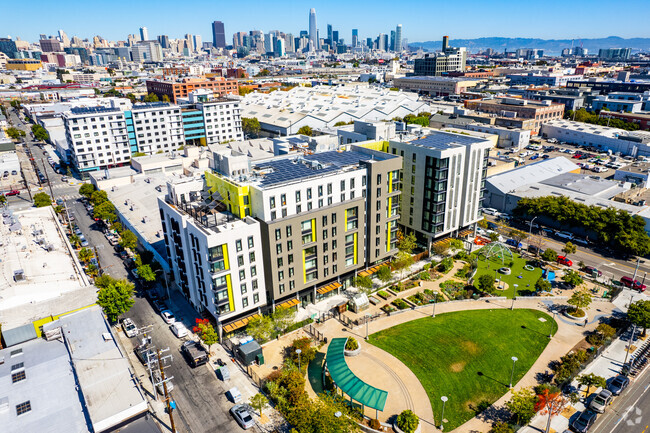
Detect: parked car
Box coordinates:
(161, 309, 175, 324)
(61, 176, 69, 182)
(556, 231, 574, 240)
(79, 235, 89, 247)
(620, 276, 646, 292)
(589, 389, 612, 413)
(170, 322, 188, 338)
(230, 404, 255, 430)
(528, 245, 544, 255)
(11, 170, 17, 175)
(557, 256, 573, 267)
(152, 300, 166, 313)
(5, 190, 20, 196)
(121, 318, 138, 338)
(506, 239, 523, 249)
(181, 340, 209, 368)
(482, 208, 499, 216)
(583, 266, 603, 277)
(608, 375, 630, 395)
(570, 410, 597, 433)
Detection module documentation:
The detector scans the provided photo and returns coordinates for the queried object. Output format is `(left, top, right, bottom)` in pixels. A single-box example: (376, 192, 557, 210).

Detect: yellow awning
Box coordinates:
(222, 313, 260, 334)
(277, 298, 300, 309)
(317, 282, 341, 295)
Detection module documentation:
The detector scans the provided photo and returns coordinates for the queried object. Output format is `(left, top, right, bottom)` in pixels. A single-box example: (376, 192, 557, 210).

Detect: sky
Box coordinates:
(2, 0, 650, 44)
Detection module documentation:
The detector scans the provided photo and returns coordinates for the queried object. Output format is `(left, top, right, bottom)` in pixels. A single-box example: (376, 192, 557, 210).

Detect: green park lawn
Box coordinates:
(368, 309, 557, 430)
(473, 251, 543, 298)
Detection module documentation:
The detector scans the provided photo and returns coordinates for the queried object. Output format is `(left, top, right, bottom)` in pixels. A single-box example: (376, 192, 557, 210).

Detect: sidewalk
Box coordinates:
(519, 327, 641, 433)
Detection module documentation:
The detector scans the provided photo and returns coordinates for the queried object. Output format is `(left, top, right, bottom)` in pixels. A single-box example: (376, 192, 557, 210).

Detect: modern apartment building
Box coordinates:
(158, 178, 267, 335)
(146, 77, 239, 103)
(386, 131, 493, 248)
(157, 145, 402, 333)
(62, 97, 243, 172)
(413, 37, 467, 77)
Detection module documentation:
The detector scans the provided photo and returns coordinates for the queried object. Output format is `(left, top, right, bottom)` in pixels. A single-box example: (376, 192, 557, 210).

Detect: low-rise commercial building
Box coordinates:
(506, 73, 581, 87)
(6, 59, 42, 71)
(146, 77, 239, 103)
(599, 111, 650, 131)
(393, 76, 485, 96)
(464, 97, 565, 133)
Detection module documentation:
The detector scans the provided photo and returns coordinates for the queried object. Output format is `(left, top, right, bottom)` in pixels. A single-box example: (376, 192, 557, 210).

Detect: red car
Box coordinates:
(4, 190, 20, 196)
(557, 256, 573, 267)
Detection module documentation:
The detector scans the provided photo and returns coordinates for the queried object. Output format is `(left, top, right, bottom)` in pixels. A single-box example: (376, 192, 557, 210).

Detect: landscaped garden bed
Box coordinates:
(377, 290, 391, 300)
(392, 298, 410, 310)
(440, 280, 472, 300)
(407, 290, 445, 306)
(381, 304, 396, 314)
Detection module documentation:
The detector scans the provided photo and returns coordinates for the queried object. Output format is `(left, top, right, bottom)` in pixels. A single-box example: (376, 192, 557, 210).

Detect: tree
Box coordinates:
(87, 263, 99, 277)
(96, 280, 135, 323)
(272, 306, 296, 334)
(94, 274, 117, 289)
(535, 388, 568, 433)
(6, 127, 26, 140)
(562, 270, 584, 288)
(93, 201, 116, 221)
(0, 195, 6, 205)
(119, 230, 137, 250)
(506, 387, 537, 425)
(194, 319, 219, 354)
(137, 264, 156, 282)
(393, 250, 414, 278)
(477, 273, 496, 294)
(125, 93, 137, 103)
(143, 93, 159, 102)
(396, 410, 419, 433)
(78, 247, 94, 263)
(376, 265, 392, 282)
(249, 393, 268, 416)
(562, 242, 577, 258)
(577, 373, 607, 396)
(161, 94, 171, 102)
(567, 289, 592, 315)
(488, 232, 500, 243)
(90, 190, 108, 206)
(449, 238, 464, 251)
(490, 422, 515, 433)
(31, 124, 49, 141)
(354, 275, 373, 289)
(69, 234, 81, 248)
(627, 300, 650, 337)
(509, 229, 528, 248)
(334, 121, 347, 127)
(290, 337, 317, 371)
(535, 277, 552, 292)
(397, 231, 417, 254)
(33, 192, 51, 207)
(79, 183, 96, 198)
(541, 248, 557, 262)
(297, 125, 313, 136)
(247, 315, 274, 342)
(241, 117, 261, 136)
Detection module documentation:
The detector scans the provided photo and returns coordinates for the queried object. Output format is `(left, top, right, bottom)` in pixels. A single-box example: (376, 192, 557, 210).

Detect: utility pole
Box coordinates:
(41, 159, 54, 198)
(157, 349, 176, 433)
(94, 246, 102, 273)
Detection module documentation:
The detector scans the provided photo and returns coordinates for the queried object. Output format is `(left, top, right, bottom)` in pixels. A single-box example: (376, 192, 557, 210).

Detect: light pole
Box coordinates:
(296, 349, 302, 372)
(509, 356, 518, 388)
(365, 314, 370, 340)
(623, 324, 637, 367)
(440, 396, 448, 431)
(632, 257, 644, 282)
(528, 216, 538, 237)
(549, 310, 557, 338)
(432, 299, 437, 318)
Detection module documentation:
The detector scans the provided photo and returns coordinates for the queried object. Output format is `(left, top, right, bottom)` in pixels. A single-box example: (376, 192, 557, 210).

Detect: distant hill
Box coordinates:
(409, 36, 650, 54)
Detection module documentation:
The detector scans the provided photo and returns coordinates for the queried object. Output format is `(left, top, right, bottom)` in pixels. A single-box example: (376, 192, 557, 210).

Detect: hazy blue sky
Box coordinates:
(3, 0, 650, 43)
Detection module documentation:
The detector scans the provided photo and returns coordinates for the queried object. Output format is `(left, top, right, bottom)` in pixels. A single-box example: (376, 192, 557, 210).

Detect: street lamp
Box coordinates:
(440, 396, 448, 431)
(366, 314, 370, 340)
(623, 324, 637, 368)
(528, 216, 538, 237)
(432, 298, 437, 318)
(509, 356, 518, 388)
(549, 310, 557, 339)
(633, 257, 645, 282)
(296, 349, 302, 372)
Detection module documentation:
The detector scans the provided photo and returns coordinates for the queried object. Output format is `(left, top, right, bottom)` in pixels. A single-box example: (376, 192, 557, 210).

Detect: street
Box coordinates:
(5, 106, 244, 433)
(592, 369, 650, 433)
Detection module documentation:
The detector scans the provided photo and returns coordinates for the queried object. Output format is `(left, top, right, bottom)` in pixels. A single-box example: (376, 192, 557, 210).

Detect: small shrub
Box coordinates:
(419, 271, 431, 281)
(423, 263, 431, 271)
(369, 419, 382, 430)
(392, 299, 409, 310)
(437, 257, 454, 273)
(345, 337, 359, 351)
(396, 410, 419, 433)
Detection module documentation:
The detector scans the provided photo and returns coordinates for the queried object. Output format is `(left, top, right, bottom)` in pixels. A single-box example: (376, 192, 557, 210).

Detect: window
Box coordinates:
(10, 349, 22, 357)
(252, 280, 258, 290)
(288, 254, 294, 264)
(12, 370, 26, 383)
(278, 270, 285, 281)
(327, 183, 332, 194)
(16, 401, 31, 416)
(254, 293, 259, 303)
(271, 211, 276, 220)
(307, 188, 312, 199)
(276, 244, 282, 254)
(287, 240, 293, 251)
(241, 283, 247, 294)
(341, 180, 346, 190)
(332, 213, 337, 224)
(286, 226, 292, 237)
(238, 255, 244, 267)
(377, 174, 382, 184)
(239, 270, 246, 280)
(332, 227, 337, 236)
(289, 267, 294, 277)
(281, 194, 286, 206)
(322, 229, 328, 240)
(275, 228, 282, 240)
(318, 185, 323, 197)
(249, 252, 255, 263)
(279, 283, 285, 294)
(236, 239, 242, 252)
(290, 280, 295, 289)
(242, 297, 249, 307)
(251, 266, 257, 276)
(322, 215, 327, 226)
(277, 257, 284, 267)
(248, 237, 254, 248)
(295, 191, 301, 201)
(270, 197, 276, 209)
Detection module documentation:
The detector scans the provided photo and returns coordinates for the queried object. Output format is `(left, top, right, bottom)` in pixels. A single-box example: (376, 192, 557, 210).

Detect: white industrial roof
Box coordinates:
(487, 157, 580, 194)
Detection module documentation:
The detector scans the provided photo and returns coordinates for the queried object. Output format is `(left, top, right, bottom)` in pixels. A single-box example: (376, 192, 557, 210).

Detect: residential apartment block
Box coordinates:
(413, 37, 467, 77)
(146, 77, 239, 103)
(387, 131, 492, 248)
(464, 97, 565, 133)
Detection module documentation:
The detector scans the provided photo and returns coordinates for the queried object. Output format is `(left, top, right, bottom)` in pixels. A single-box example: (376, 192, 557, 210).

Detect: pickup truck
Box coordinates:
(181, 340, 209, 368)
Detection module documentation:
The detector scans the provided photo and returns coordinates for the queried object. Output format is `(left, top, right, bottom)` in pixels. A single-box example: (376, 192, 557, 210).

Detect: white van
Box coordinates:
(170, 322, 188, 338)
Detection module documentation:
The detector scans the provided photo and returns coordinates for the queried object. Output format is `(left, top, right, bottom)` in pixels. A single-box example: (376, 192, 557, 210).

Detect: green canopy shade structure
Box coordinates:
(326, 337, 388, 412)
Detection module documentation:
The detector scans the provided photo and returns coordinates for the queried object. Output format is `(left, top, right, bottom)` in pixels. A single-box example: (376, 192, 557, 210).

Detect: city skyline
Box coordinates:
(2, 0, 650, 44)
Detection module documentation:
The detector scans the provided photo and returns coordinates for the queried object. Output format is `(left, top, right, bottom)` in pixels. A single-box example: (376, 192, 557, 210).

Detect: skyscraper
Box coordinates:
(390, 31, 395, 51)
(139, 27, 148, 41)
(395, 24, 402, 52)
(352, 29, 358, 47)
(327, 24, 332, 43)
(58, 30, 70, 47)
(332, 31, 339, 45)
(212, 21, 226, 48)
(193, 35, 202, 52)
(309, 8, 317, 50)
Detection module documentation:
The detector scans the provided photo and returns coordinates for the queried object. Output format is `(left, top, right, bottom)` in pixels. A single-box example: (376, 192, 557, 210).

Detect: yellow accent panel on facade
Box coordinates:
(222, 244, 230, 270)
(204, 171, 251, 219)
(387, 221, 392, 252)
(356, 140, 390, 153)
(353, 232, 358, 264)
(226, 274, 234, 312)
(302, 249, 307, 283)
(31, 303, 97, 337)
